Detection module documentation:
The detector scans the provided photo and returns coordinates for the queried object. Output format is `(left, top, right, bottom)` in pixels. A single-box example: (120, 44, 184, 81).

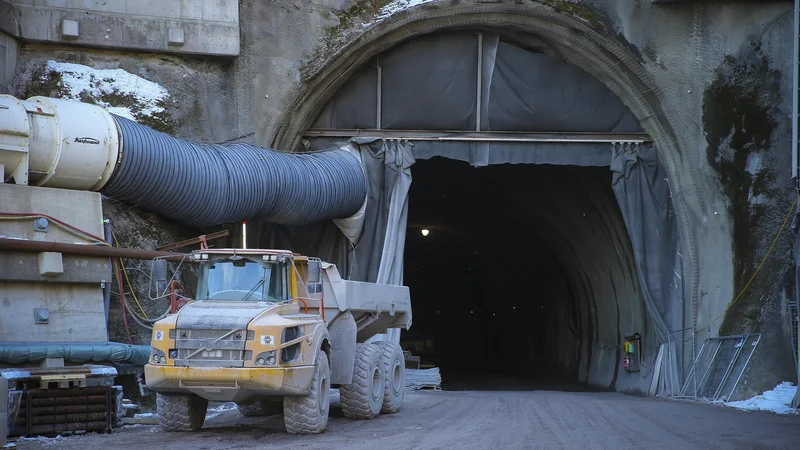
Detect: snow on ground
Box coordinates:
(725, 382, 798, 415)
(44, 60, 169, 121)
(205, 402, 237, 419)
(16, 435, 65, 446)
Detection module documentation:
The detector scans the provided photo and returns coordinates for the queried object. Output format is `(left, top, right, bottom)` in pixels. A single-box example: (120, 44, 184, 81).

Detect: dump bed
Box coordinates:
(320, 263, 411, 341)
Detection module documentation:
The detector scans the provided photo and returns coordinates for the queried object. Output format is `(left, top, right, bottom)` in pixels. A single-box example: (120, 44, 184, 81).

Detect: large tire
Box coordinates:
(236, 399, 283, 417)
(378, 341, 405, 414)
(340, 343, 385, 419)
(157, 392, 208, 432)
(283, 349, 330, 434)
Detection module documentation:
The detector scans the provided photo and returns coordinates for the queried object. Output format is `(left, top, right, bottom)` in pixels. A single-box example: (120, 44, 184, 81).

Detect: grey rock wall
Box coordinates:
(594, 0, 796, 397)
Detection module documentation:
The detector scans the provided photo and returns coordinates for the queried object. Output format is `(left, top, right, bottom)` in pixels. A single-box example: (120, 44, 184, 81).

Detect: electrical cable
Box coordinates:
(114, 259, 134, 344)
(110, 228, 149, 319)
(0, 213, 110, 244)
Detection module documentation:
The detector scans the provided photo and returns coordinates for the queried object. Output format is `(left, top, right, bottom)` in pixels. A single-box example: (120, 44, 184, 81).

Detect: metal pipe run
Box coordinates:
(304, 128, 652, 143)
(0, 238, 188, 261)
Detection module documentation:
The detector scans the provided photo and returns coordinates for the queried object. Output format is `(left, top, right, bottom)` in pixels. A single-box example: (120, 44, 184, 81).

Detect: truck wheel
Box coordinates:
(156, 392, 208, 432)
(340, 343, 385, 419)
(283, 349, 330, 434)
(237, 399, 283, 417)
(377, 342, 405, 413)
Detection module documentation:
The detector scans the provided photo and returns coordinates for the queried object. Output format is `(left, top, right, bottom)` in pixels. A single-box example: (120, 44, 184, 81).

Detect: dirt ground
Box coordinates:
(11, 389, 800, 450)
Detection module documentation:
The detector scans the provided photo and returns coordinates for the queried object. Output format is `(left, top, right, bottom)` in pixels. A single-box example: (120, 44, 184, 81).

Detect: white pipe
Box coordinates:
(0, 94, 120, 190)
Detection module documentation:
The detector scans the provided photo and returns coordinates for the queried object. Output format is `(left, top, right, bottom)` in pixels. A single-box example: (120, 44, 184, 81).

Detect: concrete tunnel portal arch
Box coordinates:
(268, 6, 701, 394)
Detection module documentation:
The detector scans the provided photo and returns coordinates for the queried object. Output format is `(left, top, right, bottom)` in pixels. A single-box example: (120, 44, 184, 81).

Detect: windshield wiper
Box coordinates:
(241, 278, 265, 301)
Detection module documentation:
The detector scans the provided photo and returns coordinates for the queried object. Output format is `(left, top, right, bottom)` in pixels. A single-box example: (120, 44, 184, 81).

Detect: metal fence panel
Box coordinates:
(679, 334, 761, 401)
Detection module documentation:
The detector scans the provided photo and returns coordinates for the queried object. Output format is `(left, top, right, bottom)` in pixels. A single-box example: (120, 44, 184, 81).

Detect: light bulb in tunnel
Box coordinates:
(421, 229, 430, 237)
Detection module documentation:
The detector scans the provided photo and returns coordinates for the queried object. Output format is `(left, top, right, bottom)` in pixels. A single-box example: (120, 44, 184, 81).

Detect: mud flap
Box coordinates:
(328, 311, 357, 385)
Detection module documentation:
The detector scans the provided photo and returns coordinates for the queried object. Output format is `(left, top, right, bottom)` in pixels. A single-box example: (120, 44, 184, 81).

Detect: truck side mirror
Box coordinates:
(308, 260, 321, 284)
(153, 259, 168, 283)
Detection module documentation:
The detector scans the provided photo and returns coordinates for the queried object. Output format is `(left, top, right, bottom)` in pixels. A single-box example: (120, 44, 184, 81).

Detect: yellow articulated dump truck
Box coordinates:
(144, 248, 411, 434)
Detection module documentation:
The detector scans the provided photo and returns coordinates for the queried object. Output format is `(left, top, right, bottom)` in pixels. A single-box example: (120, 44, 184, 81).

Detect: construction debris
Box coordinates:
(406, 368, 441, 390)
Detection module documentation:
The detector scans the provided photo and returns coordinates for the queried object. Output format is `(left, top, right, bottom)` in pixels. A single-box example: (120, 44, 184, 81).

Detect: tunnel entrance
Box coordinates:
(279, 28, 687, 393)
(400, 158, 640, 391)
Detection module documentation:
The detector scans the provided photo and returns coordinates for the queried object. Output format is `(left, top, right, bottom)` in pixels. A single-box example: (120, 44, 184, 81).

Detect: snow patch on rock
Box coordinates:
(369, 0, 435, 25)
(745, 152, 762, 175)
(44, 60, 169, 121)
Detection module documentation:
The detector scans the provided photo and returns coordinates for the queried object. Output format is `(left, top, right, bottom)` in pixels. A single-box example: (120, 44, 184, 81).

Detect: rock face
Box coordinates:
(102, 197, 204, 346)
(7, 0, 799, 393)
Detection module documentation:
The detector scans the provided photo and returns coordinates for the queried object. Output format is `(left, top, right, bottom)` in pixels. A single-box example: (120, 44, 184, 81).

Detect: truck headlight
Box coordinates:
(255, 351, 276, 365)
(152, 348, 166, 364)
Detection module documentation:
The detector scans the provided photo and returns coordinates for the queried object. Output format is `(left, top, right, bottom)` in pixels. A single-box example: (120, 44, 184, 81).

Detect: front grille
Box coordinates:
(174, 328, 249, 368)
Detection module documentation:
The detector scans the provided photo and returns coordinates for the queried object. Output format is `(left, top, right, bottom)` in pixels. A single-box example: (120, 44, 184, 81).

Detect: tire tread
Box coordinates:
(283, 349, 330, 434)
(157, 393, 207, 432)
(340, 343, 384, 419)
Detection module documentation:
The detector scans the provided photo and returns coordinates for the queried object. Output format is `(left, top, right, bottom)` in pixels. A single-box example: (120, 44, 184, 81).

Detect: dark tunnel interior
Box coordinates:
(400, 157, 649, 391)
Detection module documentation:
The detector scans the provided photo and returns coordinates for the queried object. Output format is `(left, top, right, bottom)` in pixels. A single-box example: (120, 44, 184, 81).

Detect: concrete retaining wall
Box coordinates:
(9, 0, 239, 56)
(0, 184, 109, 343)
(0, 32, 17, 94)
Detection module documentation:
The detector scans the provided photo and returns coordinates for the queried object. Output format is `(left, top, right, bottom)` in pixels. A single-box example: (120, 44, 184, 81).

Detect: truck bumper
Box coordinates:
(144, 364, 315, 403)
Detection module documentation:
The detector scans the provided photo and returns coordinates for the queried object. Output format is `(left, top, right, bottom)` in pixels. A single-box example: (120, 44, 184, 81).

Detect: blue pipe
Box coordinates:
(0, 342, 151, 366)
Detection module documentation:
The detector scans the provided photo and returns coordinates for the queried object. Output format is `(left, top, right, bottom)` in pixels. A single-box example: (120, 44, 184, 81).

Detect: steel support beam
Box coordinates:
(304, 129, 652, 144)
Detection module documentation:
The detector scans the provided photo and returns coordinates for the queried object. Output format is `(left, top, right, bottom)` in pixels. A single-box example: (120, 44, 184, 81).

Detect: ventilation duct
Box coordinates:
(0, 94, 367, 228)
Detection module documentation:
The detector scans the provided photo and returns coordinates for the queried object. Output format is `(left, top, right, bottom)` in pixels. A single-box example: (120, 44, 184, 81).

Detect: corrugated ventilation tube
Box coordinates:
(101, 116, 367, 228)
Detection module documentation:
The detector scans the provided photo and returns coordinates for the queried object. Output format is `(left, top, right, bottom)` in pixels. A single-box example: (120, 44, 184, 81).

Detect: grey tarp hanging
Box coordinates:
(359, 139, 415, 344)
(257, 140, 415, 290)
(794, 227, 800, 408)
(313, 32, 643, 134)
(610, 143, 684, 342)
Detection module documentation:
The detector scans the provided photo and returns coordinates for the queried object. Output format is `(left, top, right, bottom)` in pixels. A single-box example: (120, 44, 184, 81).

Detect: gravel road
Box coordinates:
(13, 389, 800, 450)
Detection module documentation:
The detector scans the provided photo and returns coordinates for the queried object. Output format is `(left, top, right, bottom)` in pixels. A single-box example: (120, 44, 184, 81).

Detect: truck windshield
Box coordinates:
(198, 259, 286, 302)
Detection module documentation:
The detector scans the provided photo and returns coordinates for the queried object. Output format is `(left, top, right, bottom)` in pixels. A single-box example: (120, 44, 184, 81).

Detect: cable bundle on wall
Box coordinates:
(102, 116, 367, 228)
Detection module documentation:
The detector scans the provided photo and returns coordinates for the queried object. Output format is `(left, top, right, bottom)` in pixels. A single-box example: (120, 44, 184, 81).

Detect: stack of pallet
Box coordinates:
(2, 365, 122, 438)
